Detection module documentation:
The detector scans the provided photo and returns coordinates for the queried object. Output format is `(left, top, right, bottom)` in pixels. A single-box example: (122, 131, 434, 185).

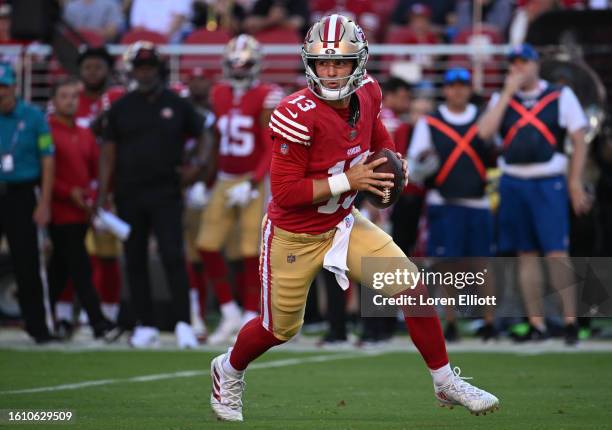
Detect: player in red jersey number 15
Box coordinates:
(209, 14, 500, 422)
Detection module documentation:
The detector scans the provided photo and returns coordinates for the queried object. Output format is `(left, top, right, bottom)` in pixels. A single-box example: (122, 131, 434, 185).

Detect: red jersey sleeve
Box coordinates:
(270, 138, 313, 208)
(269, 95, 313, 146)
(268, 93, 315, 208)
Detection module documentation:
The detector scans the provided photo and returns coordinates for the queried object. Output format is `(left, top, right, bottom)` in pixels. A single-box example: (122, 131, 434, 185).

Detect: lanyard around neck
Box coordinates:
(0, 117, 23, 155)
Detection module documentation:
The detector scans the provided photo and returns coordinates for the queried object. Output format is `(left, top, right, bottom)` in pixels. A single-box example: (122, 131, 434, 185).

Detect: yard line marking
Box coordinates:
(1, 351, 385, 395)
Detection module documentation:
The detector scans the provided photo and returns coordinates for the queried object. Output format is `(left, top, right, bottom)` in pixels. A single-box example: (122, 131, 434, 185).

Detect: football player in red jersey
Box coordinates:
(196, 35, 284, 345)
(209, 15, 499, 422)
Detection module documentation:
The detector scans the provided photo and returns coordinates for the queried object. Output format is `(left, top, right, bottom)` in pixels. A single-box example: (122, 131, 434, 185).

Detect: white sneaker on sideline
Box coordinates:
(191, 315, 208, 342)
(175, 321, 198, 349)
(129, 326, 160, 348)
(435, 367, 500, 415)
(210, 353, 245, 421)
(208, 314, 242, 345)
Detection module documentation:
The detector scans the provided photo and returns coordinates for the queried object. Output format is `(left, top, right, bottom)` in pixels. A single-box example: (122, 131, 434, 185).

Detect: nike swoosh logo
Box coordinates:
(285, 108, 298, 119)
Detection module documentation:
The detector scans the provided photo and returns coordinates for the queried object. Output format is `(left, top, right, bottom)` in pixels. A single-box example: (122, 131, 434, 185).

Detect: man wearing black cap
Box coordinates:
(97, 42, 205, 349)
(479, 43, 588, 344)
(409, 67, 497, 341)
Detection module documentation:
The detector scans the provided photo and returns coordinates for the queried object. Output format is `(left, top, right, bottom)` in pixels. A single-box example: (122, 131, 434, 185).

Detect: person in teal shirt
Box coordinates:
(0, 62, 56, 343)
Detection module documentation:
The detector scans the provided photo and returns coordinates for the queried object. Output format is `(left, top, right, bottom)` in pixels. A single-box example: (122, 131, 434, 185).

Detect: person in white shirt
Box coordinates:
(478, 43, 589, 345)
(129, 0, 192, 40)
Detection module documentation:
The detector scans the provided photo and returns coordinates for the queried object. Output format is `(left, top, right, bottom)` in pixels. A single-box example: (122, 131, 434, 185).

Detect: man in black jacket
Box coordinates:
(97, 42, 205, 349)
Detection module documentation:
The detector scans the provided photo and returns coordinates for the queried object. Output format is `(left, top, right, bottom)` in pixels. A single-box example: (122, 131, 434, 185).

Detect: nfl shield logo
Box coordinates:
(349, 129, 357, 140)
(344, 216, 352, 228)
(287, 254, 296, 264)
(280, 143, 289, 154)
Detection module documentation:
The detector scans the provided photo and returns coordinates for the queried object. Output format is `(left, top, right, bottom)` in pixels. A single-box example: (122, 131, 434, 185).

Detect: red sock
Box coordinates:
(229, 317, 285, 370)
(396, 284, 449, 370)
(200, 251, 233, 305)
(403, 315, 449, 370)
(95, 257, 122, 303)
(242, 257, 260, 313)
(187, 262, 207, 318)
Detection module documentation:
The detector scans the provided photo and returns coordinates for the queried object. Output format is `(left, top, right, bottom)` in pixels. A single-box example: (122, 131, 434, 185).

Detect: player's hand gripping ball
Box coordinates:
(363, 148, 405, 209)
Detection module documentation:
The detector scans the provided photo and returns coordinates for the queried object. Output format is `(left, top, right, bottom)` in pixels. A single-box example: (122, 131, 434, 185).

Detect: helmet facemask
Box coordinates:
(302, 50, 368, 101)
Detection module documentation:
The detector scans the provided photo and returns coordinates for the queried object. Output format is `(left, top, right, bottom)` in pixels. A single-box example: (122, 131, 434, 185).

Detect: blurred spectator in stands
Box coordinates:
(509, 0, 558, 46)
(400, 3, 440, 44)
(409, 81, 435, 125)
(311, 0, 380, 42)
(0, 4, 26, 65)
(128, 0, 192, 42)
(47, 77, 114, 340)
(63, 0, 124, 42)
(455, 0, 513, 36)
(243, 0, 310, 37)
(0, 4, 12, 43)
(0, 63, 54, 344)
(385, 4, 440, 72)
(391, 0, 456, 38)
(560, 0, 612, 8)
(191, 0, 246, 34)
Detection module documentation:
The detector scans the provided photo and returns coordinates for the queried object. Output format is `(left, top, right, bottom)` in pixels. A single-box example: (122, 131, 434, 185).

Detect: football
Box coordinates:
(363, 148, 405, 209)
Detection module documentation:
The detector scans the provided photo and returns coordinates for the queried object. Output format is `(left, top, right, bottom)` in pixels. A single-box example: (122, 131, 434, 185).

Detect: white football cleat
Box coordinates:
(175, 321, 198, 349)
(435, 367, 500, 415)
(129, 326, 160, 348)
(210, 353, 245, 422)
(208, 314, 242, 345)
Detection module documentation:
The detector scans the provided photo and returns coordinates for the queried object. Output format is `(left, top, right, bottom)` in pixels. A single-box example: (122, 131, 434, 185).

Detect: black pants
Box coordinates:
(48, 223, 105, 326)
(0, 181, 50, 339)
(116, 187, 190, 326)
(390, 193, 424, 256)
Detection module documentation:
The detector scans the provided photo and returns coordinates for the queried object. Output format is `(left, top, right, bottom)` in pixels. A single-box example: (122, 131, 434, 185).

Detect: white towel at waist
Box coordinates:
(323, 213, 355, 290)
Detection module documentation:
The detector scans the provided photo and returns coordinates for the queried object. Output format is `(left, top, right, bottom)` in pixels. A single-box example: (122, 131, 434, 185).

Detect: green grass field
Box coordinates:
(1, 348, 611, 430)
